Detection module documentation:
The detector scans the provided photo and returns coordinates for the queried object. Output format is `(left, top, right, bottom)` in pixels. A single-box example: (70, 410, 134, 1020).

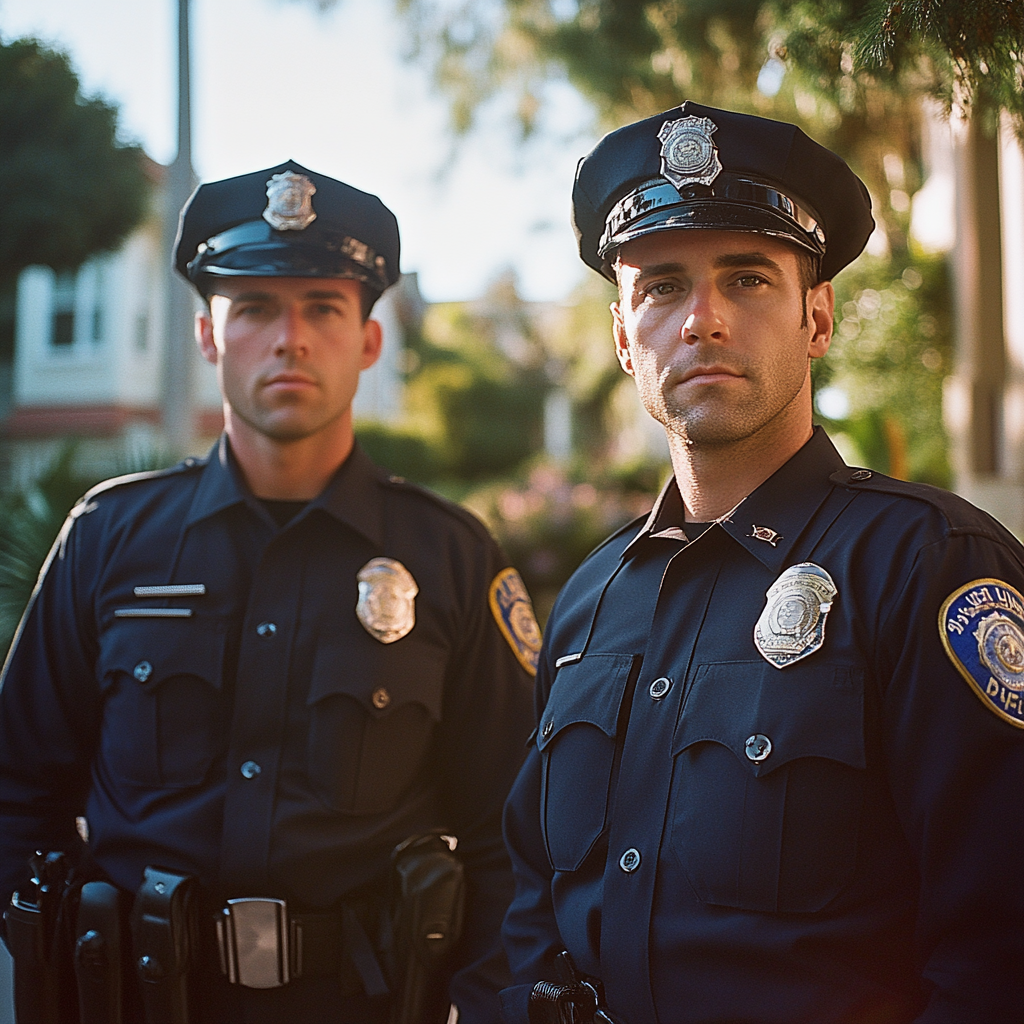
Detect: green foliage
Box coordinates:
(355, 421, 443, 482)
(465, 459, 661, 622)
(813, 252, 952, 484)
(402, 275, 549, 484)
(0, 37, 151, 286)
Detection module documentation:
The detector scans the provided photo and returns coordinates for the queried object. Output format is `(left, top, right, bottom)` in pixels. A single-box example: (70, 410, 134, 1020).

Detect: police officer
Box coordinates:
(0, 162, 537, 1023)
(499, 104, 1024, 1023)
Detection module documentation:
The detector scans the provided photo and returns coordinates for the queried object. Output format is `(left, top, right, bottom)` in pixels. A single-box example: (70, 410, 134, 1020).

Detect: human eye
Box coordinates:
(734, 273, 769, 289)
(641, 280, 681, 300)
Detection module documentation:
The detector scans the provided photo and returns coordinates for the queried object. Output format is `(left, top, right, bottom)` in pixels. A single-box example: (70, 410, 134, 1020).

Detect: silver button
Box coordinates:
(133, 661, 152, 682)
(371, 687, 391, 709)
(541, 721, 553, 738)
(619, 848, 640, 873)
(744, 734, 772, 762)
(240, 760, 261, 779)
(256, 622, 277, 637)
(850, 469, 873, 481)
(649, 677, 671, 700)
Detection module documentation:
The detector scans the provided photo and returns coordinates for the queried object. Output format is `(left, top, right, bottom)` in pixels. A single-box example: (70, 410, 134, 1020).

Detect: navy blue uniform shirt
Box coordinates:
(501, 428, 1023, 1023)
(0, 437, 535, 1022)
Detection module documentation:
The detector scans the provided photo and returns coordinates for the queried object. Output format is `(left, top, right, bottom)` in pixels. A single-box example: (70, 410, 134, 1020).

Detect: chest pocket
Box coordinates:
(538, 654, 634, 872)
(97, 618, 227, 788)
(670, 660, 866, 913)
(307, 639, 446, 815)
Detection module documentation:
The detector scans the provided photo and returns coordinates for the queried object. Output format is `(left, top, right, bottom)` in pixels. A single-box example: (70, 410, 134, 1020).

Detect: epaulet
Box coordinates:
(73, 456, 207, 515)
(829, 466, 1013, 539)
(380, 472, 494, 541)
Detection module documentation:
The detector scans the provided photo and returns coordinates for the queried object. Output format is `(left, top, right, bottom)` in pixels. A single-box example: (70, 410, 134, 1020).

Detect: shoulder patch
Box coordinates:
(489, 568, 542, 676)
(939, 578, 1024, 729)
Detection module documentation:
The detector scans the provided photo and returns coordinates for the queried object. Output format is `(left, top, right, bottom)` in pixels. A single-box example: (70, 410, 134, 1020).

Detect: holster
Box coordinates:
(130, 866, 199, 1024)
(528, 952, 623, 1024)
(388, 832, 465, 1024)
(4, 851, 79, 1024)
(74, 880, 138, 1024)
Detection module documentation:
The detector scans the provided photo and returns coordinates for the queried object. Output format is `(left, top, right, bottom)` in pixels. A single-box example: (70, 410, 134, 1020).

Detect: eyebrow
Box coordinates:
(228, 288, 353, 303)
(633, 251, 786, 282)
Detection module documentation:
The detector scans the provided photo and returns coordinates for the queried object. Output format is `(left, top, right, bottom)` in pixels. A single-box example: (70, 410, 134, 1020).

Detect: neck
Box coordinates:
(666, 406, 813, 523)
(225, 413, 355, 500)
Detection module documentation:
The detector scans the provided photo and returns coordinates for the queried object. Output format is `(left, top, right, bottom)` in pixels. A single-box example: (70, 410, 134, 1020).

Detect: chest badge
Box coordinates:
(489, 568, 542, 676)
(754, 562, 837, 668)
(939, 579, 1024, 729)
(356, 557, 417, 644)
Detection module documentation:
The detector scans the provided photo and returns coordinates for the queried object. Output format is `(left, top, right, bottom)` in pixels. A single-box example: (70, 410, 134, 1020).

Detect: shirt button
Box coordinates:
(541, 721, 553, 738)
(133, 661, 152, 682)
(256, 622, 277, 637)
(649, 676, 671, 700)
(240, 760, 261, 779)
(745, 734, 772, 762)
(619, 848, 641, 873)
(371, 687, 391, 710)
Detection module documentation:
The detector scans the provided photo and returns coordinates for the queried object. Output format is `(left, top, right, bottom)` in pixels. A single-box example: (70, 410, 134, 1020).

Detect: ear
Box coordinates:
(807, 280, 834, 360)
(196, 309, 218, 366)
(360, 318, 384, 371)
(611, 301, 635, 377)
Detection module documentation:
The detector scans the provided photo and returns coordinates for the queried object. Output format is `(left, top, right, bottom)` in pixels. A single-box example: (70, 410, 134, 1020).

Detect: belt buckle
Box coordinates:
(216, 897, 293, 989)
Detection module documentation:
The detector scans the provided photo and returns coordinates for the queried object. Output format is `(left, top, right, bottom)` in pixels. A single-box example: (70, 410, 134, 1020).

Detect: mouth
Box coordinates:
(263, 371, 318, 391)
(678, 365, 744, 385)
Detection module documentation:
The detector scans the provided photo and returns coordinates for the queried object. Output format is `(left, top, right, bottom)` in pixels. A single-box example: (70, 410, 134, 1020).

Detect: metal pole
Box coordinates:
(161, 0, 196, 458)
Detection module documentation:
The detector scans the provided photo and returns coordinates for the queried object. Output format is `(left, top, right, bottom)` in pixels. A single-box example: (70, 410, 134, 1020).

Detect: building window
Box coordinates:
(51, 271, 76, 347)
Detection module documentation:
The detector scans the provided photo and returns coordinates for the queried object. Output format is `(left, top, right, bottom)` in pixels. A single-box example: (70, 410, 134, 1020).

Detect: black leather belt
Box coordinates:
(213, 898, 388, 995)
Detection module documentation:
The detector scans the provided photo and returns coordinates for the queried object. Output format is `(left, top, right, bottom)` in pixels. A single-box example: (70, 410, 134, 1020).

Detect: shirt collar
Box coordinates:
(185, 435, 386, 547)
(623, 427, 847, 570)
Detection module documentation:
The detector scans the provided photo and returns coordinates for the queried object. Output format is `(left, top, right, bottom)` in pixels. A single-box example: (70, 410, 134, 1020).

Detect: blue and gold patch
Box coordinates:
(489, 568, 542, 676)
(939, 578, 1024, 729)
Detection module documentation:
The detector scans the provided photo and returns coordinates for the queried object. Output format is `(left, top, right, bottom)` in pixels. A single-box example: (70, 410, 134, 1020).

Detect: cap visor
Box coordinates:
(605, 200, 822, 259)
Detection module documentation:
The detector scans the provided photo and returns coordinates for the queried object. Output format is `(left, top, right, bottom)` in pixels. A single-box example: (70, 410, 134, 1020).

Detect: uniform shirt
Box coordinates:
(0, 437, 535, 1021)
(501, 428, 1024, 1024)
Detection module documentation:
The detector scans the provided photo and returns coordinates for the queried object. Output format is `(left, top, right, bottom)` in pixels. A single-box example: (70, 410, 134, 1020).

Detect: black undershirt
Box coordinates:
(259, 499, 309, 528)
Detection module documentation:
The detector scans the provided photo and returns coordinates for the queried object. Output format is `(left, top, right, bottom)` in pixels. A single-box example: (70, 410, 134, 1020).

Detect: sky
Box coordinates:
(0, 0, 600, 302)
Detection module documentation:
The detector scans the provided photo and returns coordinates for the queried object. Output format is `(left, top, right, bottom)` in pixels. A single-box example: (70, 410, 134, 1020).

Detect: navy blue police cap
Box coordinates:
(174, 160, 400, 296)
(573, 101, 874, 282)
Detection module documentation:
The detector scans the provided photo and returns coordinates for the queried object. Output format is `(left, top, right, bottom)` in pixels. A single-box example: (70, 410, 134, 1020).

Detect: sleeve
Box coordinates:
(0, 509, 100, 925)
(435, 538, 536, 1024)
(876, 530, 1024, 1022)
(498, 653, 563, 1024)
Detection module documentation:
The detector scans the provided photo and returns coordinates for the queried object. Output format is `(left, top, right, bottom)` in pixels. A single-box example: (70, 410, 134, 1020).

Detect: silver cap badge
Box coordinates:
(263, 171, 317, 231)
(754, 562, 837, 668)
(356, 557, 418, 644)
(657, 115, 723, 192)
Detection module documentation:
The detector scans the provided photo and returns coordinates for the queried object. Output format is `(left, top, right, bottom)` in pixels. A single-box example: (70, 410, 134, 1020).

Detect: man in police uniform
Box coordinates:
(0, 162, 538, 1023)
(499, 104, 1024, 1023)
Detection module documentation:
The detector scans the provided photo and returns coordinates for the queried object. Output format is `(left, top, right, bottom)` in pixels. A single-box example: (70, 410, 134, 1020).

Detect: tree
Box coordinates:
(0, 37, 151, 288)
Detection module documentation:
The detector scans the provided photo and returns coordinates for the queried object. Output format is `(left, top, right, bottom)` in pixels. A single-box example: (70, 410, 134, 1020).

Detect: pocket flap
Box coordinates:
(537, 652, 634, 751)
(98, 618, 225, 690)
(308, 639, 446, 722)
(673, 661, 865, 775)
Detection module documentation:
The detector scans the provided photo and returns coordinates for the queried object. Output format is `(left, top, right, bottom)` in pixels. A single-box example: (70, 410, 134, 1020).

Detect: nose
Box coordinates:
(272, 304, 308, 357)
(681, 282, 728, 345)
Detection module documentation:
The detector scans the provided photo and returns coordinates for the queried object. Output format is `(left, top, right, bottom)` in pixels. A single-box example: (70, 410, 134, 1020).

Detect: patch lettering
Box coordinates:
(940, 578, 1024, 728)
